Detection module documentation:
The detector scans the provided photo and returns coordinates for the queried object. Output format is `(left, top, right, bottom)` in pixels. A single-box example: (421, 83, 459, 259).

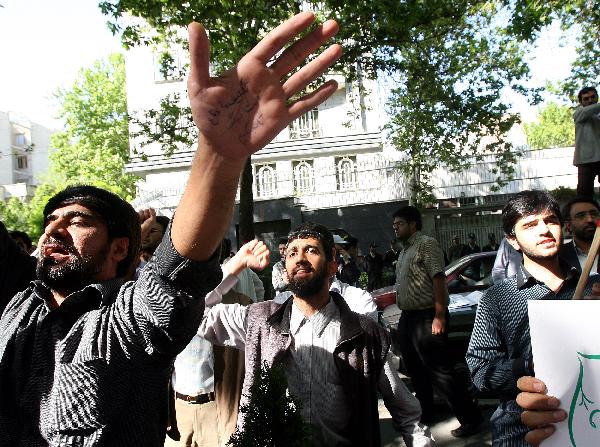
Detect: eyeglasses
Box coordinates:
(392, 220, 408, 228)
(572, 210, 600, 220)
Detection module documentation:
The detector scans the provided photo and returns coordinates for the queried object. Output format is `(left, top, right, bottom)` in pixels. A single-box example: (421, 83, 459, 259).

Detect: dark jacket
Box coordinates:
(0, 221, 36, 315)
(242, 292, 390, 446)
(559, 240, 584, 273)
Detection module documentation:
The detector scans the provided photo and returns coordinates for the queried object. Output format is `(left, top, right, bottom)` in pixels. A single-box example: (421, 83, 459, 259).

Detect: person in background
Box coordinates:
(393, 206, 483, 437)
(140, 214, 170, 261)
(482, 233, 500, 252)
(365, 242, 384, 291)
(559, 196, 600, 272)
(334, 234, 361, 287)
(573, 86, 600, 197)
(9, 230, 34, 254)
(222, 238, 265, 302)
(271, 237, 289, 293)
(447, 235, 464, 264)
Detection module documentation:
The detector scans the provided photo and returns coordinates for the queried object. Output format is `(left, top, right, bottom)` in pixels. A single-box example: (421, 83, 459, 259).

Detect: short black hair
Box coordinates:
(9, 230, 32, 250)
(155, 215, 170, 233)
(578, 86, 598, 102)
(43, 185, 141, 277)
(392, 206, 422, 230)
(286, 222, 335, 261)
(502, 190, 562, 236)
(278, 237, 288, 245)
(562, 196, 600, 221)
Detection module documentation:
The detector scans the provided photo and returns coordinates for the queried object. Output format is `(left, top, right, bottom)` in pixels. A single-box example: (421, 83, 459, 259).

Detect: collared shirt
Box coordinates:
(172, 267, 240, 396)
(573, 102, 600, 165)
(199, 297, 433, 447)
(467, 263, 600, 444)
(0, 231, 221, 446)
(271, 260, 288, 293)
(395, 232, 446, 310)
(286, 299, 349, 445)
(573, 241, 599, 273)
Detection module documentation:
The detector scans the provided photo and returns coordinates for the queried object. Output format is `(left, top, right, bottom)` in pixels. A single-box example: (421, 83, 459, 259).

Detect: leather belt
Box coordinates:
(175, 391, 215, 404)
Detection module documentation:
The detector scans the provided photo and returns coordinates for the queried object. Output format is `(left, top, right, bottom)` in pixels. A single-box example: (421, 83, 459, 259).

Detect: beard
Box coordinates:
(287, 261, 329, 299)
(572, 224, 596, 243)
(37, 238, 108, 293)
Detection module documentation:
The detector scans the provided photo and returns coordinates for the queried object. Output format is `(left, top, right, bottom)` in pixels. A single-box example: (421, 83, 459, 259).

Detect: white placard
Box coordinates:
(529, 300, 600, 447)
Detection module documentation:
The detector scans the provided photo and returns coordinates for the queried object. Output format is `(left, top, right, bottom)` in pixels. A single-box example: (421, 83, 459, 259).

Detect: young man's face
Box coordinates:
(566, 202, 599, 244)
(37, 203, 125, 291)
(285, 236, 334, 298)
(507, 209, 562, 261)
(580, 90, 599, 107)
(278, 243, 286, 258)
(142, 221, 166, 251)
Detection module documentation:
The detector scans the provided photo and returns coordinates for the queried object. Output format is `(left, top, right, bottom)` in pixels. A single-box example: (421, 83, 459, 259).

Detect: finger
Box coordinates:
(244, 239, 259, 252)
(187, 22, 211, 92)
(282, 44, 342, 98)
(249, 12, 316, 64)
(516, 392, 560, 412)
(270, 19, 339, 79)
(288, 79, 339, 120)
(517, 376, 547, 394)
(524, 426, 556, 446)
(521, 409, 566, 429)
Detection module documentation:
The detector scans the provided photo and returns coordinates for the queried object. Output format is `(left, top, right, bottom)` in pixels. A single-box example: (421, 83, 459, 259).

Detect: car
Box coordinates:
(372, 251, 498, 368)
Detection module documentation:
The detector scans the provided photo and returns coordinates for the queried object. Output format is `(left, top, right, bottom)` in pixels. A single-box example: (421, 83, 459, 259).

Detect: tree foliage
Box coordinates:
(1, 54, 134, 240)
(227, 361, 310, 447)
(99, 0, 570, 206)
(50, 53, 137, 200)
(524, 102, 575, 149)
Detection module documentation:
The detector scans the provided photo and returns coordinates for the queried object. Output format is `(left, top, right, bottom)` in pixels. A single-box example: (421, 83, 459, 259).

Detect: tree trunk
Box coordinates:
(238, 158, 255, 246)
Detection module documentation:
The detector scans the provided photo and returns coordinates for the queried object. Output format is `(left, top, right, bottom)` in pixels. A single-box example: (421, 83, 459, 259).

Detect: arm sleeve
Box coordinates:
(421, 239, 446, 278)
(466, 291, 532, 394)
(271, 262, 288, 292)
(204, 264, 240, 308)
(198, 303, 248, 350)
(573, 103, 600, 123)
(379, 354, 435, 446)
(111, 226, 223, 359)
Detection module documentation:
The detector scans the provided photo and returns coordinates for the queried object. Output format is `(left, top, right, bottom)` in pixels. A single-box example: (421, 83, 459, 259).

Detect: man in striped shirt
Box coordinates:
(466, 190, 600, 446)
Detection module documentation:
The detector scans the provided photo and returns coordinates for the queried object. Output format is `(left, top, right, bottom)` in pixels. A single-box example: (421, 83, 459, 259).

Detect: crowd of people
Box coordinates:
(0, 11, 599, 447)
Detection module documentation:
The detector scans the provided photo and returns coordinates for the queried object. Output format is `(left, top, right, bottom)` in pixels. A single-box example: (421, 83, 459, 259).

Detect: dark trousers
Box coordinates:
(397, 308, 481, 425)
(577, 161, 600, 198)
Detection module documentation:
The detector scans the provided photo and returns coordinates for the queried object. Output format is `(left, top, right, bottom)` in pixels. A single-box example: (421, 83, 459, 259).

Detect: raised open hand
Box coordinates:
(187, 12, 342, 160)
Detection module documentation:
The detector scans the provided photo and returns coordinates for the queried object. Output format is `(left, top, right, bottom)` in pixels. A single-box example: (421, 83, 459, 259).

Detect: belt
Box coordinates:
(175, 391, 215, 404)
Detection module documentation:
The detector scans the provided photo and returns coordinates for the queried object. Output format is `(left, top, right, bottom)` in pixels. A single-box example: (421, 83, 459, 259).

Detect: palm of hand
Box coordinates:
(189, 60, 288, 159)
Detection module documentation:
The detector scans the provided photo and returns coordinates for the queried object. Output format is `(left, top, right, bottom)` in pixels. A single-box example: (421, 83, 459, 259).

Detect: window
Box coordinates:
(293, 160, 315, 194)
(336, 156, 357, 190)
(14, 133, 26, 147)
(289, 109, 321, 139)
(16, 155, 28, 170)
(256, 164, 277, 198)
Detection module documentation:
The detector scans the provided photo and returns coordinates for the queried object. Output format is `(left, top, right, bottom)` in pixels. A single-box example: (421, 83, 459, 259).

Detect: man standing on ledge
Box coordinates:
(393, 206, 482, 437)
(573, 86, 600, 197)
(0, 12, 342, 446)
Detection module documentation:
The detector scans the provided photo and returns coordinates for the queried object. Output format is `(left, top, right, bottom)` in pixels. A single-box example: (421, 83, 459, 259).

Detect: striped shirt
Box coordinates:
(0, 232, 221, 446)
(395, 232, 446, 310)
(466, 264, 600, 446)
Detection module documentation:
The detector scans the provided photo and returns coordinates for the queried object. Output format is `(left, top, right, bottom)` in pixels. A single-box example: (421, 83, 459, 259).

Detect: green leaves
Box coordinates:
(524, 102, 575, 149)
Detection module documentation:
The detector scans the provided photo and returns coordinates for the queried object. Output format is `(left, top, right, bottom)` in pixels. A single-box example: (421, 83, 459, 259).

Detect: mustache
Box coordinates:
(42, 237, 77, 255)
(292, 261, 313, 274)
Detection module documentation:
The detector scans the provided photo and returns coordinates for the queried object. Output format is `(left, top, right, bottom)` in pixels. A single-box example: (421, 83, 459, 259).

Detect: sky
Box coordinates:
(0, 1, 580, 130)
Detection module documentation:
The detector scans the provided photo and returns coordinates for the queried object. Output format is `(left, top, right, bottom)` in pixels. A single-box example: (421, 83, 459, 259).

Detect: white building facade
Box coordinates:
(0, 112, 54, 201)
(124, 43, 579, 254)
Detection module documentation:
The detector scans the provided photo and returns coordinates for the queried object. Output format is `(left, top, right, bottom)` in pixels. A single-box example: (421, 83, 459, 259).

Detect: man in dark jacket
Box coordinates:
(559, 196, 600, 272)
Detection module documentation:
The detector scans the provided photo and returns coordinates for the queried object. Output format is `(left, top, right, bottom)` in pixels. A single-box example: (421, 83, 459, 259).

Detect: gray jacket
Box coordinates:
(573, 102, 600, 165)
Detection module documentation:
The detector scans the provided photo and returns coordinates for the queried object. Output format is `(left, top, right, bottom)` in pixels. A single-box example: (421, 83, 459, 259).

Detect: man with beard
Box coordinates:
(559, 196, 600, 272)
(466, 190, 600, 446)
(199, 222, 434, 446)
(0, 12, 342, 446)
